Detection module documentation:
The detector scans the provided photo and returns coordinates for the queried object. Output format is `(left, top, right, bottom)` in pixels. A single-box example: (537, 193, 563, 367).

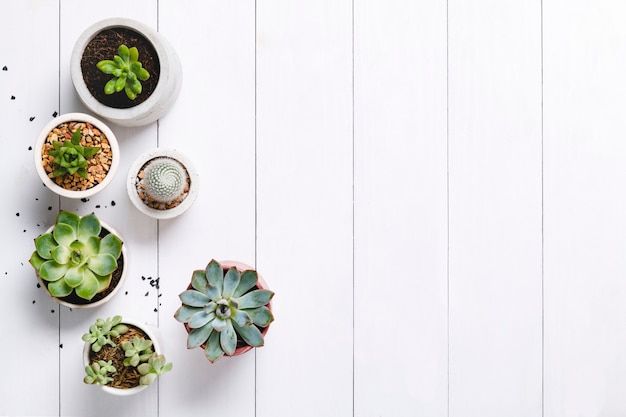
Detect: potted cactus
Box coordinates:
(82, 315, 172, 396)
(127, 148, 199, 219)
(70, 17, 182, 127)
(174, 260, 275, 363)
(29, 211, 126, 309)
(34, 113, 120, 199)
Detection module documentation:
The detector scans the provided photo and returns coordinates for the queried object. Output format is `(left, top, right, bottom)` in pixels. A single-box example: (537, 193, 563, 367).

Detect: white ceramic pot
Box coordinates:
(127, 148, 199, 219)
(34, 112, 120, 199)
(70, 18, 182, 127)
(34, 220, 127, 309)
(83, 318, 163, 396)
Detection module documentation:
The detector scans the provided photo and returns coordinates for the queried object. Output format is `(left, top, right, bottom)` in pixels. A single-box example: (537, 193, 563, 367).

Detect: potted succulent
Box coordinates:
(34, 113, 120, 199)
(29, 211, 126, 309)
(82, 315, 172, 396)
(174, 260, 275, 363)
(127, 148, 199, 219)
(70, 17, 182, 127)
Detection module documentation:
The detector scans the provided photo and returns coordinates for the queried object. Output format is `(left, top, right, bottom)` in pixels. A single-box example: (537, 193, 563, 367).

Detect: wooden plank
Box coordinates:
(57, 2, 160, 416)
(0, 2, 61, 415)
(353, 1, 448, 415)
(543, 1, 626, 415)
(255, 1, 353, 416)
(448, 1, 543, 415)
(157, 1, 257, 416)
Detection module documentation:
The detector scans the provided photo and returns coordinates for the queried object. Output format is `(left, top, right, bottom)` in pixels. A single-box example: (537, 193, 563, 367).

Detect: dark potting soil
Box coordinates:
(80, 27, 160, 109)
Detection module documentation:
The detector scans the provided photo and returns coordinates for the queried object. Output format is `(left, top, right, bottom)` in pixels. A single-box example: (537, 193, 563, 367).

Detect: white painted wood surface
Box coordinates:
(1, 1, 626, 416)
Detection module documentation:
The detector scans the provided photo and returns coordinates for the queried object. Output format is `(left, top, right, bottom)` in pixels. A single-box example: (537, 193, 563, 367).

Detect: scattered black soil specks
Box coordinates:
(32, 300, 36, 304)
(29, 116, 35, 121)
(144, 291, 149, 297)
(59, 344, 63, 348)
(48, 206, 52, 211)
(52, 111, 58, 117)
(36, 283, 41, 288)
(95, 205, 101, 209)
(125, 291, 128, 295)
(111, 200, 116, 206)
(51, 309, 55, 313)
(2, 66, 7, 71)
(15, 213, 19, 217)
(10, 95, 15, 100)
(28, 146, 32, 150)
(81, 198, 89, 203)
(153, 308, 158, 312)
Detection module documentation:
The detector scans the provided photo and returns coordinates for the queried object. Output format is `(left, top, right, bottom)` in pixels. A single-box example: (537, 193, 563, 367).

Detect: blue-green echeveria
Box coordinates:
(174, 260, 274, 363)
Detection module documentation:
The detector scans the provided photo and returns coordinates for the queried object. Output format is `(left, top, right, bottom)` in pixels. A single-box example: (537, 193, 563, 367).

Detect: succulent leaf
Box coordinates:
(100, 233, 123, 258)
(246, 306, 275, 327)
(174, 305, 202, 322)
(104, 78, 117, 95)
(222, 267, 240, 299)
(231, 309, 253, 327)
(64, 266, 85, 288)
(51, 244, 71, 265)
(232, 321, 264, 347)
(78, 213, 101, 241)
(56, 211, 80, 229)
(233, 270, 258, 298)
(211, 317, 228, 332)
(188, 310, 216, 329)
(39, 260, 68, 282)
(75, 270, 100, 300)
(205, 331, 224, 363)
(188, 323, 213, 348)
(96, 60, 116, 74)
(87, 253, 117, 276)
(47, 279, 73, 297)
(205, 260, 224, 291)
(220, 321, 237, 355)
(191, 269, 209, 293)
(34, 233, 56, 259)
(179, 290, 212, 307)
(53, 223, 76, 247)
(236, 289, 274, 310)
(29, 252, 46, 271)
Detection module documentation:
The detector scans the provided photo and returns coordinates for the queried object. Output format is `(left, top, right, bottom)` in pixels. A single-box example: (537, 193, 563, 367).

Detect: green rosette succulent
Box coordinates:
(29, 211, 123, 301)
(49, 128, 100, 178)
(174, 260, 275, 363)
(96, 44, 150, 100)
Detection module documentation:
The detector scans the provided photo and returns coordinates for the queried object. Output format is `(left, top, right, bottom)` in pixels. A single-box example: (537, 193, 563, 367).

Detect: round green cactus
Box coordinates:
(174, 260, 275, 363)
(29, 211, 123, 301)
(142, 157, 188, 204)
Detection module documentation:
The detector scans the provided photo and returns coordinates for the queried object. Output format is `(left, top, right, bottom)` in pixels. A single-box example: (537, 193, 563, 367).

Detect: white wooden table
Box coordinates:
(1, 1, 625, 416)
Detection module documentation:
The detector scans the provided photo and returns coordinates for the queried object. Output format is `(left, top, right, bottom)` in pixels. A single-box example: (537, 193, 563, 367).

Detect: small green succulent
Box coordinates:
(48, 128, 100, 178)
(84, 360, 116, 385)
(121, 337, 153, 367)
(138, 353, 173, 386)
(142, 157, 188, 204)
(174, 260, 275, 363)
(81, 315, 129, 353)
(96, 44, 150, 100)
(29, 211, 123, 301)
(82, 317, 172, 389)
